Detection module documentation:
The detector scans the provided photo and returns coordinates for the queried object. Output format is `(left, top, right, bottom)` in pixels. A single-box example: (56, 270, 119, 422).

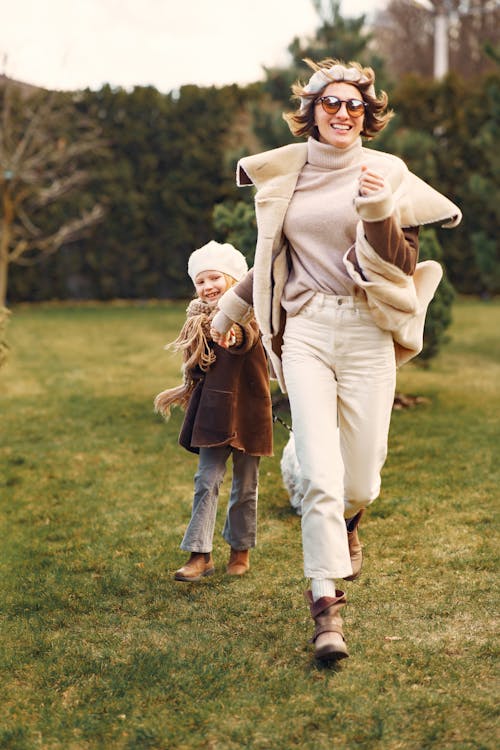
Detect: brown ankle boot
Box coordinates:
(226, 548, 250, 576)
(305, 590, 349, 661)
(343, 509, 365, 581)
(174, 552, 214, 582)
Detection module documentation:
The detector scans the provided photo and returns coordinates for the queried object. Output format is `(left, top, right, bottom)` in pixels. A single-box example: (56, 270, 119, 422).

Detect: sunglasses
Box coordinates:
(315, 96, 366, 118)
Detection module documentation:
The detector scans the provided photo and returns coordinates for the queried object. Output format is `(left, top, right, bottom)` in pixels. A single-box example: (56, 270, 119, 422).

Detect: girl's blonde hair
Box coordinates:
(283, 57, 393, 140)
(153, 274, 237, 419)
(221, 273, 237, 291)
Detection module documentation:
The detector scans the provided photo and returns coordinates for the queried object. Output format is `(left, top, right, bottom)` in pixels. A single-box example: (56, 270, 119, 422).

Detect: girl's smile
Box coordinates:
(194, 270, 228, 306)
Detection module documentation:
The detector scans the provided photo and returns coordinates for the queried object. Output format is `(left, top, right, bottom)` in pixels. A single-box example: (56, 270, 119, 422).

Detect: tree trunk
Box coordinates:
(0, 240, 9, 309)
(434, 12, 449, 79)
(0, 186, 13, 308)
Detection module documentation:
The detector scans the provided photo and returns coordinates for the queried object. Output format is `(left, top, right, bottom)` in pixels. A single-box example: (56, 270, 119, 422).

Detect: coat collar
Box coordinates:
(237, 142, 462, 229)
(237, 143, 308, 190)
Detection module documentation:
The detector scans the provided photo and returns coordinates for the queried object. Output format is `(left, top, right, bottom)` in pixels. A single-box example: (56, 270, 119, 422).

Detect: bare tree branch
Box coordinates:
(0, 79, 107, 307)
(9, 204, 105, 265)
(34, 170, 89, 207)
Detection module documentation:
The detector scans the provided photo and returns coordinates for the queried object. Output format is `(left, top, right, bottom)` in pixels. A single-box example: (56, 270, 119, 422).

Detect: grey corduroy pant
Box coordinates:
(180, 445, 260, 553)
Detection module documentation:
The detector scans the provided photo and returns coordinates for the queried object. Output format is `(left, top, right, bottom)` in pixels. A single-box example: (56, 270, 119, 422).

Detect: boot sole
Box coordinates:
(226, 566, 250, 575)
(174, 568, 215, 582)
(315, 644, 349, 662)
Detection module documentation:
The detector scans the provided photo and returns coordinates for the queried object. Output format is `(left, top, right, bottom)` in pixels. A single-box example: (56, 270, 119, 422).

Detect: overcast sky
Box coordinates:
(1, 0, 389, 93)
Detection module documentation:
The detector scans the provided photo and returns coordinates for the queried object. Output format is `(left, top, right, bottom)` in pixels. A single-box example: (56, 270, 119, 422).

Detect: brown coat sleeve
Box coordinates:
(226, 317, 260, 354)
(362, 218, 419, 275)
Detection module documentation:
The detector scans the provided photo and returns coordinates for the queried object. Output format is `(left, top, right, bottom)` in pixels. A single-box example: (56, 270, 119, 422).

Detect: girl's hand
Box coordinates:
(210, 326, 232, 348)
(358, 165, 385, 196)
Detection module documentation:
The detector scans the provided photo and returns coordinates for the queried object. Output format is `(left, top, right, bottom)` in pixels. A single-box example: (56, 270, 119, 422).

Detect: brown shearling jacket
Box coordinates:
(179, 318, 273, 457)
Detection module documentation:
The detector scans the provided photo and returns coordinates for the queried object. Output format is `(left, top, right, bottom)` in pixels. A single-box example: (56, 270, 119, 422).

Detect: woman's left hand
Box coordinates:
(358, 165, 386, 196)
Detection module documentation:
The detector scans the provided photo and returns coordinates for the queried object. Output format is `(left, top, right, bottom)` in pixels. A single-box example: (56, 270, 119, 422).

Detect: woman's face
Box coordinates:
(194, 270, 228, 307)
(313, 81, 365, 149)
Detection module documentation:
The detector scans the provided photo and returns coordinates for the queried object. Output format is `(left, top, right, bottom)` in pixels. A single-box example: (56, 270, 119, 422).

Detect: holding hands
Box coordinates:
(358, 165, 385, 196)
(209, 308, 235, 348)
(210, 326, 235, 349)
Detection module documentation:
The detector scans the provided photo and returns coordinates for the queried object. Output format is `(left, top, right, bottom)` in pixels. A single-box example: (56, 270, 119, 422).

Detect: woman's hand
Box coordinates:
(358, 165, 386, 196)
(210, 310, 235, 348)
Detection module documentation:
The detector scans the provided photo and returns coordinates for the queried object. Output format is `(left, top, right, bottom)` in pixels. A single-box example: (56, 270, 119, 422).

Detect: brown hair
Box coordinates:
(283, 58, 393, 140)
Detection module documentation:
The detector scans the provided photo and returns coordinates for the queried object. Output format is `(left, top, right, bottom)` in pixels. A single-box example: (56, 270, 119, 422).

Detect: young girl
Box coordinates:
(154, 241, 273, 582)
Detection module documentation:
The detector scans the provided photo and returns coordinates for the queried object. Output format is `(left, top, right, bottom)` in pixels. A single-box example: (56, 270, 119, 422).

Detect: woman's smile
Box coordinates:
(315, 82, 364, 149)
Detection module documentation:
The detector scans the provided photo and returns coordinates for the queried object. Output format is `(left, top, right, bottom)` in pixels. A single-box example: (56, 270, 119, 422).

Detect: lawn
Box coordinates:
(0, 298, 498, 750)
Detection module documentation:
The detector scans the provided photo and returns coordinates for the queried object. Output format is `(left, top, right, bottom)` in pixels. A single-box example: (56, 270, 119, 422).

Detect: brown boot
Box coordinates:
(305, 590, 349, 661)
(174, 552, 214, 582)
(343, 510, 364, 581)
(226, 548, 250, 576)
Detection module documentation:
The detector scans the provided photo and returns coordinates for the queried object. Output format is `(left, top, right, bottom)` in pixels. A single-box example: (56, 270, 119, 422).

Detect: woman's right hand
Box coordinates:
(210, 309, 235, 347)
(210, 326, 232, 348)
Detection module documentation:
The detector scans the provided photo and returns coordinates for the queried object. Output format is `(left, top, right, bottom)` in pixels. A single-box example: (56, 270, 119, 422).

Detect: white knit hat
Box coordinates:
(188, 240, 248, 283)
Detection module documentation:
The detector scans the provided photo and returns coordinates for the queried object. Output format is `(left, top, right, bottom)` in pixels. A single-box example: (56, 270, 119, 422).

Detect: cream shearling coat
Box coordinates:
(218, 141, 462, 391)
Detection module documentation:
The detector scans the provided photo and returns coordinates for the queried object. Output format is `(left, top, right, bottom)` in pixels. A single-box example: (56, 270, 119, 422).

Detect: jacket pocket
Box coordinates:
(192, 388, 235, 446)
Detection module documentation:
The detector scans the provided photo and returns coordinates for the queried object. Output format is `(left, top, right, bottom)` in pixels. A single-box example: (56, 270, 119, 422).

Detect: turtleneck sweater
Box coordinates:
(282, 136, 367, 313)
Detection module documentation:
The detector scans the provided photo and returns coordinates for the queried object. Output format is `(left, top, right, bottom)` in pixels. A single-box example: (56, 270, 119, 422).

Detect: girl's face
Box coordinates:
(314, 81, 365, 149)
(194, 270, 228, 306)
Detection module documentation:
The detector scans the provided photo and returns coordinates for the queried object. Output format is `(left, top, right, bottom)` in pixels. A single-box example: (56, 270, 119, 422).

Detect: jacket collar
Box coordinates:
(237, 142, 461, 229)
(237, 143, 307, 190)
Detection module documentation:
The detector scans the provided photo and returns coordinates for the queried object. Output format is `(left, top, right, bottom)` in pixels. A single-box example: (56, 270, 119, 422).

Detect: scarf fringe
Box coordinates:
(154, 381, 193, 420)
(154, 300, 216, 421)
(167, 313, 216, 373)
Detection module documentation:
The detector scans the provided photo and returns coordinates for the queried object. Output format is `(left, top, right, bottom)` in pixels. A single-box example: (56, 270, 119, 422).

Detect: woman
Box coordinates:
(211, 58, 461, 662)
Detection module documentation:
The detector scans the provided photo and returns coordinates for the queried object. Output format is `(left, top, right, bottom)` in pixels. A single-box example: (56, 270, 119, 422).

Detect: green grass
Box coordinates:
(0, 298, 498, 750)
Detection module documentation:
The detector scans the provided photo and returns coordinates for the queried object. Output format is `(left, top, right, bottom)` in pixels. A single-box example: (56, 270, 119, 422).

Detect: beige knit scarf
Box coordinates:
(154, 298, 217, 420)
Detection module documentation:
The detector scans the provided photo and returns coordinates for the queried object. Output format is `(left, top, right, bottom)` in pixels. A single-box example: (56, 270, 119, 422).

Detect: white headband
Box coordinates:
(300, 64, 375, 111)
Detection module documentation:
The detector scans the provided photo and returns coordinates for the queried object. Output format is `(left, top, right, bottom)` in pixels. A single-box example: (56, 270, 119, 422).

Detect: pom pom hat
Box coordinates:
(188, 240, 248, 283)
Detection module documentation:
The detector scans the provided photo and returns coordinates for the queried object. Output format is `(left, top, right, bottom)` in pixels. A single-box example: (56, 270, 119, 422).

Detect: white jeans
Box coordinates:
(281, 294, 396, 579)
